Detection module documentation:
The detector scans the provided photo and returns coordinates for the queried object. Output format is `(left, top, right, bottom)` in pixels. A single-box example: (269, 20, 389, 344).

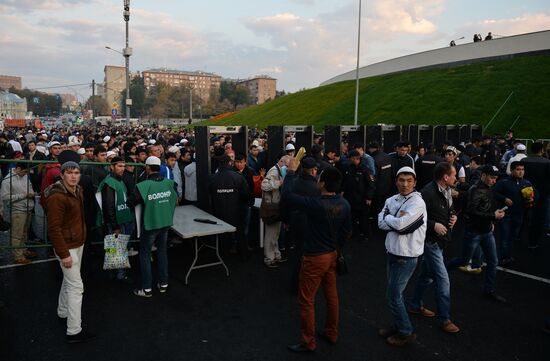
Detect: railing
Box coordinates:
(0, 159, 145, 255)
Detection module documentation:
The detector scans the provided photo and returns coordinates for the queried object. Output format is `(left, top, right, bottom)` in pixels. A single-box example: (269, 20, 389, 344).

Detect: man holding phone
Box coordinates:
(447, 165, 507, 302)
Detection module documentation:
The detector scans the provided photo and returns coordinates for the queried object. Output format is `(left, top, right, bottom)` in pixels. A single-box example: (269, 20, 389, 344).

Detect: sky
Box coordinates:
(0, 0, 549, 99)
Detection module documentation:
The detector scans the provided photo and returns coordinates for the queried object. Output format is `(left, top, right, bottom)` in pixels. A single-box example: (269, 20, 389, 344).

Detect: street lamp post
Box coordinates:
(123, 1, 132, 125)
(354, 0, 362, 126)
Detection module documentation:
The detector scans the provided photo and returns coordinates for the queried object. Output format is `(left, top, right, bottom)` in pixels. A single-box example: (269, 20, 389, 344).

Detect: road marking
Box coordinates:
(497, 266, 550, 285)
(0, 258, 57, 270)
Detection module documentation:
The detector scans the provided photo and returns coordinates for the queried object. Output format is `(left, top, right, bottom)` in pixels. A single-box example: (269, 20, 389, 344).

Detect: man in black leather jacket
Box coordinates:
(447, 165, 507, 302)
(409, 162, 460, 333)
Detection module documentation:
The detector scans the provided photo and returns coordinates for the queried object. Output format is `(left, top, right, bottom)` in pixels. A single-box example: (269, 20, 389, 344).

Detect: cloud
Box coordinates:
(1, 0, 549, 97)
(0, 0, 88, 13)
(460, 13, 550, 38)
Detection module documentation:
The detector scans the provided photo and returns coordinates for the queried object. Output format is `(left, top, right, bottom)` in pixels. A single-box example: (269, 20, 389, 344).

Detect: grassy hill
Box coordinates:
(204, 55, 550, 139)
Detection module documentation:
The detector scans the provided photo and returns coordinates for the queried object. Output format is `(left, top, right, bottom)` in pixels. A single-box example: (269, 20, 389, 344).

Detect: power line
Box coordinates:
(30, 82, 92, 90)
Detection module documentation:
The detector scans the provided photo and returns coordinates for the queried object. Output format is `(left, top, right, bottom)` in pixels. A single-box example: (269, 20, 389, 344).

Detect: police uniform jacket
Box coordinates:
(208, 166, 252, 227)
(342, 163, 375, 210)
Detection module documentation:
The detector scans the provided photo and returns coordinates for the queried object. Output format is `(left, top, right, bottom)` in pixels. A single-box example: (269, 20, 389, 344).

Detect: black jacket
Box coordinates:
(522, 155, 550, 198)
(101, 174, 123, 231)
(208, 166, 253, 227)
(420, 181, 454, 247)
(370, 150, 393, 210)
(415, 153, 444, 190)
(465, 181, 497, 234)
(342, 163, 375, 209)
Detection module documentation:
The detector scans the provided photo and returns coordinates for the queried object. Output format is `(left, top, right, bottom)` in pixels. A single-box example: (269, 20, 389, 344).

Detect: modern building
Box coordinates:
(58, 93, 78, 111)
(142, 68, 222, 103)
(0, 91, 28, 119)
(238, 76, 277, 105)
(0, 75, 22, 91)
(103, 65, 126, 111)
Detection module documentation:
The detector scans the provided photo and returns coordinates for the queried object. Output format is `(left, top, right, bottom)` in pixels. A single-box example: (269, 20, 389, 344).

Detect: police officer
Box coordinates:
(342, 150, 376, 241)
(368, 141, 393, 214)
(415, 144, 444, 190)
(209, 154, 253, 260)
(389, 141, 415, 180)
(127, 156, 177, 297)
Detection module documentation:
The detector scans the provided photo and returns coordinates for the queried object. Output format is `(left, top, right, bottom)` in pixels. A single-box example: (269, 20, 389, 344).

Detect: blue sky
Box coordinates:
(0, 0, 549, 99)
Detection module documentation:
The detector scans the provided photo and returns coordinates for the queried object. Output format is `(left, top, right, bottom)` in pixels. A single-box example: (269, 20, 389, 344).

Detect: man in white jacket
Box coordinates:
(261, 155, 290, 268)
(377, 166, 427, 347)
(1, 162, 36, 264)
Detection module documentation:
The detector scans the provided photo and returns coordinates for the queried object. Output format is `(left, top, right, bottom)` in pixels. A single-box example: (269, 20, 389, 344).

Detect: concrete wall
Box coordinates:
(321, 30, 550, 86)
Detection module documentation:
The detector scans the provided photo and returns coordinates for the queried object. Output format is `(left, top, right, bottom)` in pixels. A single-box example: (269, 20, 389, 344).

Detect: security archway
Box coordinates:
(324, 125, 365, 155)
(195, 125, 249, 211)
(267, 125, 313, 169)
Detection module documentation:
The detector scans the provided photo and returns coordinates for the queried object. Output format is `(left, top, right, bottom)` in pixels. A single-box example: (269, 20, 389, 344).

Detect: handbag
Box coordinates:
(259, 166, 282, 225)
(103, 233, 131, 270)
(323, 202, 349, 276)
(260, 197, 281, 224)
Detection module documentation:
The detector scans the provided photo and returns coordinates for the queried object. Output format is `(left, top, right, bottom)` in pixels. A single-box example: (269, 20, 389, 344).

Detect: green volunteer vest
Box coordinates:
(137, 178, 177, 231)
(97, 176, 134, 226)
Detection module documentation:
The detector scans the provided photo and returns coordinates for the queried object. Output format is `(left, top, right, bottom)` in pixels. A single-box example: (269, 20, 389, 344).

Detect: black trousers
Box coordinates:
(351, 207, 370, 239)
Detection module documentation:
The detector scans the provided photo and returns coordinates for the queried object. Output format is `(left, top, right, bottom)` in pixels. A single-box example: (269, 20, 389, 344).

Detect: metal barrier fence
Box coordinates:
(0, 159, 145, 254)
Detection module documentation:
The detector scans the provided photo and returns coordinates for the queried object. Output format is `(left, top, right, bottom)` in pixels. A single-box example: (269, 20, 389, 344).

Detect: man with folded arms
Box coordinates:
(378, 166, 427, 347)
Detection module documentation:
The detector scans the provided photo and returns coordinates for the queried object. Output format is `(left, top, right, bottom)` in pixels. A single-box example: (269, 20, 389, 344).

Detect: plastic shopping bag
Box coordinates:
(103, 233, 131, 270)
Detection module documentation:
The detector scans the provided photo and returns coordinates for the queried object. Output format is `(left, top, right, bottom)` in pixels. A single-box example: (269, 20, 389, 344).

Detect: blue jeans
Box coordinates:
(139, 227, 169, 290)
(410, 242, 451, 322)
(447, 230, 498, 292)
(498, 214, 523, 260)
(386, 254, 418, 336)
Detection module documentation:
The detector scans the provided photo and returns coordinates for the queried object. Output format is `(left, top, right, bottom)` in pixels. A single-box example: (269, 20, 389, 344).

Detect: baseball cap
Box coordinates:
(481, 165, 500, 176)
(301, 157, 318, 169)
(396, 166, 416, 178)
(48, 141, 61, 148)
(145, 156, 161, 166)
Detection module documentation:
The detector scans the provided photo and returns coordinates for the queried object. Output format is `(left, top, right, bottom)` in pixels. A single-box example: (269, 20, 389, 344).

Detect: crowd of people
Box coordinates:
(0, 124, 549, 348)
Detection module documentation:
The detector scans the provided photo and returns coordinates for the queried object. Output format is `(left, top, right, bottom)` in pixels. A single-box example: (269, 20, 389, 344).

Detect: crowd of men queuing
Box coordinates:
(0, 124, 549, 349)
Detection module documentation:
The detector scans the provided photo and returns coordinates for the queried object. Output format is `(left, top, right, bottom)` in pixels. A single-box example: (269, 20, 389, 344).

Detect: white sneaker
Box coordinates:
(152, 245, 157, 251)
(128, 248, 139, 257)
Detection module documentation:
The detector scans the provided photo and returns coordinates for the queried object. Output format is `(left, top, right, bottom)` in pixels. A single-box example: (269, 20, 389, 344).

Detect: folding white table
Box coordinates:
(253, 198, 264, 248)
(171, 205, 236, 284)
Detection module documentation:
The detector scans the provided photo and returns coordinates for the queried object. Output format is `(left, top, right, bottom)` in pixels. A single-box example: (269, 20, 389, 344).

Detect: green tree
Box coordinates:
(121, 75, 146, 117)
(84, 95, 109, 116)
(219, 80, 251, 111)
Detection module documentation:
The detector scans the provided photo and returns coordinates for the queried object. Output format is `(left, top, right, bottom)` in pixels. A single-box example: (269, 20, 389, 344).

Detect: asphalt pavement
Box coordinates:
(0, 216, 549, 361)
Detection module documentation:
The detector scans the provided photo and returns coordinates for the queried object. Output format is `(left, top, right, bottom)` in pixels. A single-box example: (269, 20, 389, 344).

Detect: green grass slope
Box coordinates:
(206, 55, 550, 138)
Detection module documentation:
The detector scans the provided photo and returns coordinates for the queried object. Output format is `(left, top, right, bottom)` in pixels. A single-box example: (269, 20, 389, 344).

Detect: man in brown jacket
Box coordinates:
(45, 159, 96, 343)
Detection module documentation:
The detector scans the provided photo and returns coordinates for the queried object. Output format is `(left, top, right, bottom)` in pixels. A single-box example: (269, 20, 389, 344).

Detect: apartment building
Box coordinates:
(238, 76, 276, 105)
(142, 68, 221, 102)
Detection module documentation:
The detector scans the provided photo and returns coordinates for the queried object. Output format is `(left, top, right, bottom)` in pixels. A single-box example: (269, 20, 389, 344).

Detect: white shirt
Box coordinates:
(378, 191, 427, 257)
(184, 162, 197, 201)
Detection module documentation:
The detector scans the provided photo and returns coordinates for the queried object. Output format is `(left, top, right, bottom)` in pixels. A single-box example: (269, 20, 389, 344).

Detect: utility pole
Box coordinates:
(189, 88, 193, 124)
(91, 79, 96, 122)
(354, 0, 362, 126)
(123, 0, 132, 125)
